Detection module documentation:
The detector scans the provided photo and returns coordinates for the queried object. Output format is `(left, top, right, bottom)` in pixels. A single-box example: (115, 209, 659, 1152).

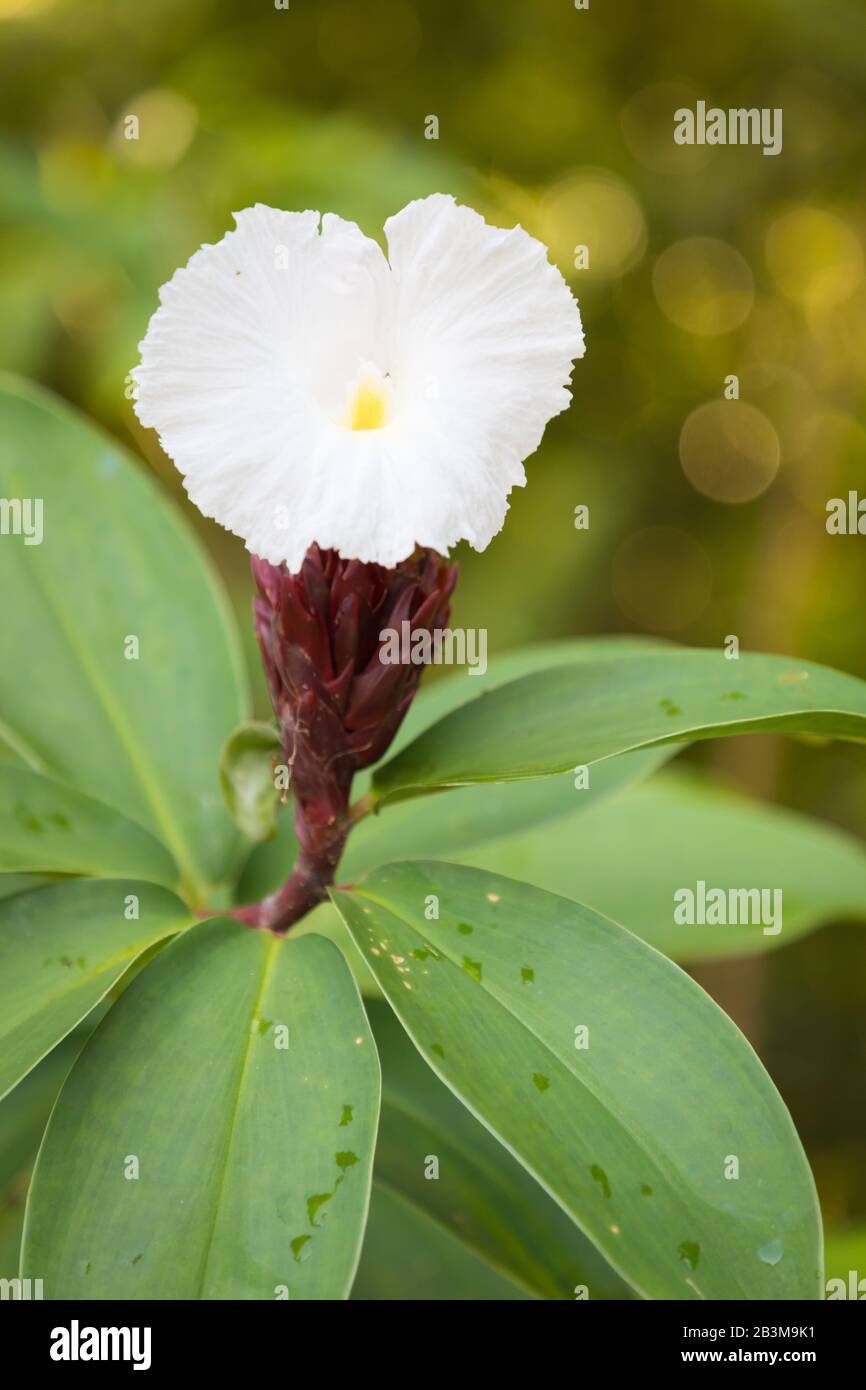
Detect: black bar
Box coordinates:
(4, 1297, 861, 1373)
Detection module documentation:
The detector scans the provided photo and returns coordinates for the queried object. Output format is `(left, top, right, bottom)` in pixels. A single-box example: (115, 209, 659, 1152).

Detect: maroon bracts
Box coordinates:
(232, 544, 457, 933)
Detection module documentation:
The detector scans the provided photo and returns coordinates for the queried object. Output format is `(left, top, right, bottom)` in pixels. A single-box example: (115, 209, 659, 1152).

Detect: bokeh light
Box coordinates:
(765, 207, 863, 313)
(679, 400, 781, 503)
(738, 363, 818, 463)
(653, 238, 755, 336)
(0, 0, 56, 17)
(539, 168, 646, 281)
(112, 90, 198, 169)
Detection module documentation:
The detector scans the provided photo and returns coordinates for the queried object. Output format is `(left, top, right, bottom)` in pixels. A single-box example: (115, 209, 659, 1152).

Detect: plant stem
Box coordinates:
(228, 815, 351, 936)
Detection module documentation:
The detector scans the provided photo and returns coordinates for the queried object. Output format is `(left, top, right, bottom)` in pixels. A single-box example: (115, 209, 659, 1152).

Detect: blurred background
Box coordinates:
(1, 0, 864, 1287)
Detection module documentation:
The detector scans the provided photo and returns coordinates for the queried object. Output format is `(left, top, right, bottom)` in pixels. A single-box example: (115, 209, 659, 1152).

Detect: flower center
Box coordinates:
(342, 364, 391, 431)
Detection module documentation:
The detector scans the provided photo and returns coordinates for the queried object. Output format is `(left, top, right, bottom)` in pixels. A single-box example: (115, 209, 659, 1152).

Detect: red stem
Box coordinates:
(227, 816, 350, 936)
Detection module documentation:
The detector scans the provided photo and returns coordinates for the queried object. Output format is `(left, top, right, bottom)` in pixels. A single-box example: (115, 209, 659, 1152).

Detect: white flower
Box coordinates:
(132, 194, 585, 571)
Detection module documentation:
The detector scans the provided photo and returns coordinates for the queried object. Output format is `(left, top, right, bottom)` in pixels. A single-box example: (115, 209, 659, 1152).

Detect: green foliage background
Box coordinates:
(1, 0, 865, 1282)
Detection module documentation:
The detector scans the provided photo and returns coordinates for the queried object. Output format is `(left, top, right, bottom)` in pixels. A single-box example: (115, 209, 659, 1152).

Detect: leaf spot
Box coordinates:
(590, 1164, 611, 1199)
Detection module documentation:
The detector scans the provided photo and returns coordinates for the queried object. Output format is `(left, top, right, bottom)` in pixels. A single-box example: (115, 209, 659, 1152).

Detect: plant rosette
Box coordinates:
(1, 196, 863, 1300)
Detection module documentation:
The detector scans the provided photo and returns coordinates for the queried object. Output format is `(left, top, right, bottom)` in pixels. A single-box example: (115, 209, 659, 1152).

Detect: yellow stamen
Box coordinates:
(344, 375, 389, 431)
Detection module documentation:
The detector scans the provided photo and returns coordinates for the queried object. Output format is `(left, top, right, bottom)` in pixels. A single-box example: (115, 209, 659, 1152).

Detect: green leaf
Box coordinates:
(332, 861, 822, 1301)
(237, 639, 670, 901)
(0, 1018, 120, 1282)
(0, 874, 51, 901)
(0, 879, 192, 1099)
(458, 771, 866, 961)
(343, 746, 674, 878)
(0, 766, 180, 888)
(0, 375, 249, 901)
(364, 999, 630, 1300)
(22, 921, 380, 1300)
(219, 722, 282, 843)
(378, 636, 667, 768)
(0, 1029, 89, 1194)
(239, 749, 674, 906)
(353, 1186, 530, 1301)
(235, 808, 299, 904)
(372, 649, 866, 806)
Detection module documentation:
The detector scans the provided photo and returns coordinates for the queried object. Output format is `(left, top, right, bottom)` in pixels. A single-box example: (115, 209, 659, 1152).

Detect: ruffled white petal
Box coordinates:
(133, 195, 584, 570)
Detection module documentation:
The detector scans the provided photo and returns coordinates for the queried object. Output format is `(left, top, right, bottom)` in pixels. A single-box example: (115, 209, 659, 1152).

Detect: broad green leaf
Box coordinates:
(0, 376, 249, 901)
(240, 754, 866, 999)
(458, 771, 866, 961)
(353, 1186, 529, 1301)
(0, 1018, 117, 1282)
(219, 721, 282, 843)
(23, 921, 380, 1300)
(372, 649, 866, 806)
(378, 636, 668, 768)
(343, 746, 674, 879)
(0, 766, 179, 888)
(0, 874, 51, 901)
(0, 1030, 89, 1194)
(238, 748, 673, 903)
(237, 639, 671, 902)
(0, 879, 192, 1099)
(273, 750, 673, 1002)
(332, 862, 822, 1301)
(365, 999, 629, 1300)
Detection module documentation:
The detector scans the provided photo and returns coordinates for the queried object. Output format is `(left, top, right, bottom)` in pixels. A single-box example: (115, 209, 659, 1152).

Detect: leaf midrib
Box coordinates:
(195, 933, 280, 1299)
